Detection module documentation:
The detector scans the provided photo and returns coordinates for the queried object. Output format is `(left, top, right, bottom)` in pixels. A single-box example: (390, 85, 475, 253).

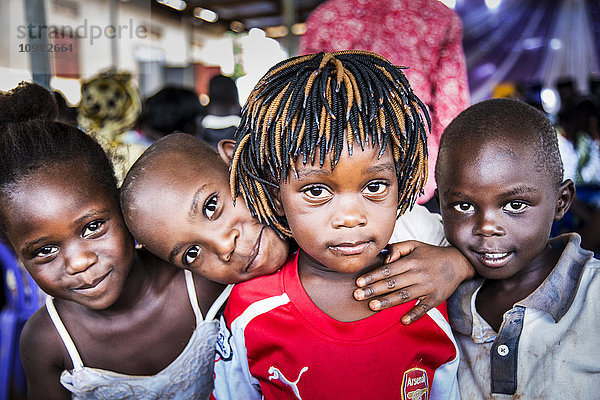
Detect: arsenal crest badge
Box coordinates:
(402, 367, 428, 400)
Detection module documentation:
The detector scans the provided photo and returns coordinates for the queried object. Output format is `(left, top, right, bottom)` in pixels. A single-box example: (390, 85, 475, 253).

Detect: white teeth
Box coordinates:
(484, 252, 508, 259)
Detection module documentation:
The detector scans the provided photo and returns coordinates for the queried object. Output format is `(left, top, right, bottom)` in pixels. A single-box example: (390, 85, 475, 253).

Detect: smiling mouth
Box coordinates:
(329, 241, 371, 256)
(475, 251, 512, 268)
(74, 270, 111, 292)
(245, 227, 264, 273)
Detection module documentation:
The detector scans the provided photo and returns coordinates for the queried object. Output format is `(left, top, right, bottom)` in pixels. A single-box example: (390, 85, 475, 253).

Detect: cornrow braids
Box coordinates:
(231, 50, 430, 237)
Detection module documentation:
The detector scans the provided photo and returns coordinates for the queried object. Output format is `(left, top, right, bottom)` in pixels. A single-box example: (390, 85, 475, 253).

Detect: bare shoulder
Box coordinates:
(21, 304, 65, 361)
(20, 304, 72, 400)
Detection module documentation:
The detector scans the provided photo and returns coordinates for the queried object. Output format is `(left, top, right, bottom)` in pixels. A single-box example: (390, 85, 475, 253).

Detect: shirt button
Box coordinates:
(497, 344, 509, 356)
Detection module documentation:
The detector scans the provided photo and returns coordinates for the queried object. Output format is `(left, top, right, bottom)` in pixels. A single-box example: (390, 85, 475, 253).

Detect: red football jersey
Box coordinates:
(212, 253, 459, 400)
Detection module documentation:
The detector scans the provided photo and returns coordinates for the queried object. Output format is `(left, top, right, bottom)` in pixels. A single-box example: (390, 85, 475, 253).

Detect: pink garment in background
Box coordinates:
(300, 0, 470, 203)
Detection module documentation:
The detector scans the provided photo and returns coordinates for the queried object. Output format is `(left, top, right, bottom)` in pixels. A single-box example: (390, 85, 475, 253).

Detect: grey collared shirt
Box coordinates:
(448, 233, 600, 399)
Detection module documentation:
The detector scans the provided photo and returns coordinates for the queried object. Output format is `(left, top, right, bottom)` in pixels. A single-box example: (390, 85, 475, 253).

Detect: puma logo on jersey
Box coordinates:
(268, 366, 308, 400)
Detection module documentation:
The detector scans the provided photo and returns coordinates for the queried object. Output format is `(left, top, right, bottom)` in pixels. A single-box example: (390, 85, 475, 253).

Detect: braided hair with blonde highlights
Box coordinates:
(230, 50, 430, 237)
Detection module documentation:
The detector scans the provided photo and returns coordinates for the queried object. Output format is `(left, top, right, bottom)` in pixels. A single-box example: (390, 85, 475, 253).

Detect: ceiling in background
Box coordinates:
(154, 0, 328, 32)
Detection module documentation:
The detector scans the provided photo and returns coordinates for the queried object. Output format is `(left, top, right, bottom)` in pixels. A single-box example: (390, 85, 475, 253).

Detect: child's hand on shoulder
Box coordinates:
(354, 240, 475, 324)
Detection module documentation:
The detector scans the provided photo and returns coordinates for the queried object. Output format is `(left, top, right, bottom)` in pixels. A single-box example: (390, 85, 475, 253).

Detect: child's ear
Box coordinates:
(554, 179, 575, 221)
(217, 139, 236, 164)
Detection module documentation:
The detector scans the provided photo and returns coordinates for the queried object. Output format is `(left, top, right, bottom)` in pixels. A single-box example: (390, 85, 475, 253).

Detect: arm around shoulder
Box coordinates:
(355, 241, 475, 323)
(355, 204, 476, 321)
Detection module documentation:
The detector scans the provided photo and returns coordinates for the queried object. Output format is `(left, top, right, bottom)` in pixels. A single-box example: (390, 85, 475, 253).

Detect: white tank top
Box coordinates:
(46, 270, 233, 400)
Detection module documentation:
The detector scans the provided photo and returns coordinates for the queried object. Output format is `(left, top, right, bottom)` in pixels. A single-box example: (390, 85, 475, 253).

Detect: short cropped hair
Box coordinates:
(436, 98, 563, 188)
(120, 133, 223, 212)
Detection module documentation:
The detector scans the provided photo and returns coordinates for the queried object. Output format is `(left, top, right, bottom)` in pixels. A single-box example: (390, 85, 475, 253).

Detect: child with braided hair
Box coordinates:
(211, 50, 460, 400)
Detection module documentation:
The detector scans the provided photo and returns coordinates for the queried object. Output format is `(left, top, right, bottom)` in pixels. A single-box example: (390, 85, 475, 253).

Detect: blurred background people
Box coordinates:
(195, 74, 241, 147)
(52, 90, 78, 126)
(135, 85, 203, 139)
(77, 70, 142, 182)
(554, 94, 600, 255)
